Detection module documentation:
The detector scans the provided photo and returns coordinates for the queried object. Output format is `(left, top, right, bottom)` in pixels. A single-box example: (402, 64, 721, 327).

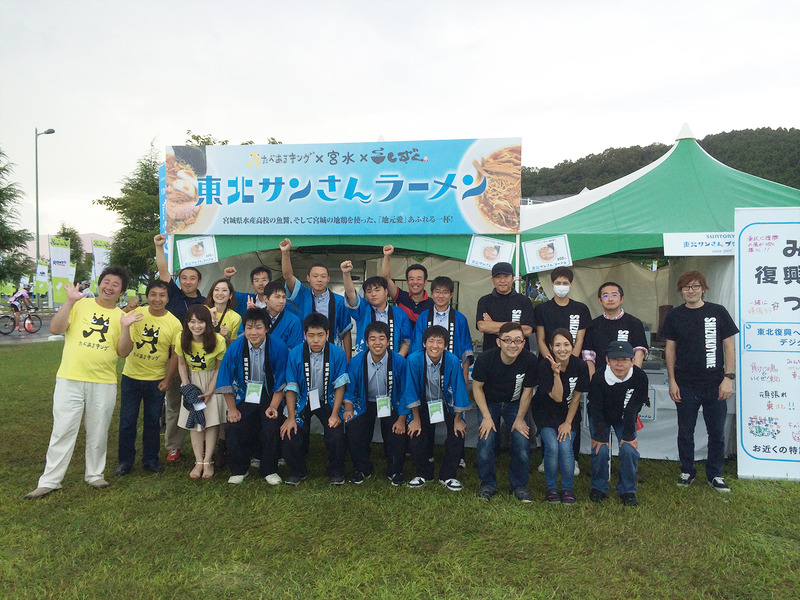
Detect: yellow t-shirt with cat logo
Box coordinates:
(173, 332, 227, 372)
(56, 298, 123, 384)
(122, 307, 183, 381)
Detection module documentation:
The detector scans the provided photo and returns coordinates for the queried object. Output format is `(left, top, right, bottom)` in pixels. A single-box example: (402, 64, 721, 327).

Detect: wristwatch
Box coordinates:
(724, 372, 735, 380)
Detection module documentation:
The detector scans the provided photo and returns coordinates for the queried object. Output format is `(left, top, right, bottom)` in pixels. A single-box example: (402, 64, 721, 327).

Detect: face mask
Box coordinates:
(552, 285, 570, 298)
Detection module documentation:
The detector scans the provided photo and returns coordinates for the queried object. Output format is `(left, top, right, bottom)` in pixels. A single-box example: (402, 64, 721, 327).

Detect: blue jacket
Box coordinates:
(344, 350, 409, 417)
(411, 307, 474, 366)
(237, 309, 304, 350)
(402, 350, 471, 414)
(284, 284, 353, 344)
(215, 334, 288, 405)
(285, 342, 350, 426)
(346, 297, 412, 356)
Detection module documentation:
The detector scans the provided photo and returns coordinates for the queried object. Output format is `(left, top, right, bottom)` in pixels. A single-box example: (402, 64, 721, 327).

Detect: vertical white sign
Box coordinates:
(735, 207, 800, 480)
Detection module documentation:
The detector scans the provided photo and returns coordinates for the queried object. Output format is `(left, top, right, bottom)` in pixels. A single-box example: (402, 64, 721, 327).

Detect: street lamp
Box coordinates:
(35, 127, 55, 308)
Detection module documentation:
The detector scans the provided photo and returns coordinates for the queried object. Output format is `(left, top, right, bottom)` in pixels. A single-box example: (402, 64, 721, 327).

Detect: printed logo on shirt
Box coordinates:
(617, 329, 630, 342)
(568, 376, 578, 397)
(136, 324, 160, 354)
(83, 313, 110, 343)
(189, 352, 207, 370)
(569, 314, 580, 340)
(704, 317, 717, 368)
(512, 373, 525, 402)
(623, 388, 634, 409)
(511, 309, 521, 323)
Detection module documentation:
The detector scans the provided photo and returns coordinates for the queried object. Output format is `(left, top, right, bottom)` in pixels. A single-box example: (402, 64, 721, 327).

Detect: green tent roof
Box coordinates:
(520, 137, 800, 261)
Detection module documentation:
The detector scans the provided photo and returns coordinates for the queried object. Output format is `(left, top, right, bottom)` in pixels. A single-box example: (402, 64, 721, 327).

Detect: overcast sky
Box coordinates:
(1, 0, 798, 240)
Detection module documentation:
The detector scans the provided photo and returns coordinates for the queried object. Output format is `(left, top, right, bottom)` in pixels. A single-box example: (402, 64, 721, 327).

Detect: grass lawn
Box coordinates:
(1, 341, 798, 599)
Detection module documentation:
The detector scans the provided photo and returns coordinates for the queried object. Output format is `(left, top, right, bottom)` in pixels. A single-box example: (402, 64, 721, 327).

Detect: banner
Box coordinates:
(176, 235, 219, 269)
(465, 235, 515, 271)
(35, 260, 48, 295)
(522, 234, 573, 274)
(663, 232, 736, 256)
(49, 237, 71, 304)
(735, 206, 800, 480)
(162, 139, 522, 236)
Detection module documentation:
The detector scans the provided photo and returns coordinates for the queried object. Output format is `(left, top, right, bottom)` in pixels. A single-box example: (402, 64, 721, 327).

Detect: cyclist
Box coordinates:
(8, 284, 35, 332)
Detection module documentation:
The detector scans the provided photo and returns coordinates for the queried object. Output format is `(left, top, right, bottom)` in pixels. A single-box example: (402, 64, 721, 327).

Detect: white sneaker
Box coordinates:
(537, 462, 545, 473)
(250, 458, 261, 469)
(277, 458, 287, 467)
(458, 458, 466, 469)
(407, 476, 428, 488)
(574, 461, 580, 476)
(265, 473, 282, 486)
(439, 478, 463, 492)
(228, 473, 249, 484)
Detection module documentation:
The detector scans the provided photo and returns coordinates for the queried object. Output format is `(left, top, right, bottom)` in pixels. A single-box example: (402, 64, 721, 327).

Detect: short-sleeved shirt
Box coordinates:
(533, 299, 591, 350)
(471, 347, 537, 404)
(174, 332, 227, 372)
(393, 287, 434, 326)
(476, 289, 535, 351)
(122, 307, 183, 381)
(661, 301, 739, 389)
(165, 279, 206, 325)
(532, 354, 590, 430)
(56, 299, 123, 384)
(583, 311, 648, 366)
(215, 308, 241, 342)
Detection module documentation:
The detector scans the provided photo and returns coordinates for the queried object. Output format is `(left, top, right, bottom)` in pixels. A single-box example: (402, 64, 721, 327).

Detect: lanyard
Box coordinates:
(371, 304, 395, 349)
(424, 359, 445, 404)
(242, 337, 273, 403)
(363, 351, 393, 401)
(311, 290, 337, 343)
(427, 308, 456, 353)
(266, 310, 284, 335)
(303, 341, 330, 407)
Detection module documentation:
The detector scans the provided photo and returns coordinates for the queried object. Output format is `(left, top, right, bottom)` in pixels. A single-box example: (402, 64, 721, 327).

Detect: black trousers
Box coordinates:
(283, 403, 345, 478)
(226, 402, 282, 477)
(345, 401, 408, 477)
(409, 405, 464, 481)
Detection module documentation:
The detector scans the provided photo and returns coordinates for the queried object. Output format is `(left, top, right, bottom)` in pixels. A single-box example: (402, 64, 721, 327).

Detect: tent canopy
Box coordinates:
(519, 131, 800, 261)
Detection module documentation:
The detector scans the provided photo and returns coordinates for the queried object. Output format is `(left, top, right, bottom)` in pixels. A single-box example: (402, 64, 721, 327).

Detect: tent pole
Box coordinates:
(514, 233, 521, 292)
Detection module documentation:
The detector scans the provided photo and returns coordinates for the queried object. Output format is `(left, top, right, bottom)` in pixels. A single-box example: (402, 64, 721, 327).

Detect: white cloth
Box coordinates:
(38, 378, 117, 488)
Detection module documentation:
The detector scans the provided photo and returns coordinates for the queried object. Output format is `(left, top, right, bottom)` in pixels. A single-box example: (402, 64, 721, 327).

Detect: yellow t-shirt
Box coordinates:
(122, 307, 183, 381)
(217, 309, 242, 342)
(174, 332, 227, 372)
(56, 298, 123, 384)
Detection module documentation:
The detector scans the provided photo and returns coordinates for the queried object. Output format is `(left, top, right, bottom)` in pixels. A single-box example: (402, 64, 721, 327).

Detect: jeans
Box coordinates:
(539, 426, 574, 491)
(590, 423, 638, 495)
(118, 375, 165, 467)
(476, 402, 530, 491)
(675, 386, 727, 480)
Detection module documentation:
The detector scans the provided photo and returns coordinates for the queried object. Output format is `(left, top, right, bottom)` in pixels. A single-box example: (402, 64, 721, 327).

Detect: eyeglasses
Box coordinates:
(601, 293, 620, 299)
(681, 284, 702, 291)
(252, 278, 269, 284)
(499, 338, 525, 345)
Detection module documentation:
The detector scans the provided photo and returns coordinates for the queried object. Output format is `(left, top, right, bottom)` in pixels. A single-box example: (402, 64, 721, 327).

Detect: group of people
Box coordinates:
(24, 235, 738, 507)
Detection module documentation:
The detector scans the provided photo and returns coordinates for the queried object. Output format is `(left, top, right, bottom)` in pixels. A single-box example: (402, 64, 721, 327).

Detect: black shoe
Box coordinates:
(589, 488, 607, 503)
(620, 493, 639, 507)
(512, 487, 533, 503)
(115, 463, 133, 476)
(142, 462, 164, 473)
(285, 474, 306, 486)
(476, 485, 495, 501)
(388, 473, 404, 487)
(677, 472, 695, 487)
(349, 471, 365, 485)
(546, 488, 561, 503)
(330, 475, 345, 485)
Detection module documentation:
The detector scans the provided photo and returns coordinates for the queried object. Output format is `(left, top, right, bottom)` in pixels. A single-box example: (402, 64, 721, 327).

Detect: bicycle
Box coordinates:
(0, 311, 42, 335)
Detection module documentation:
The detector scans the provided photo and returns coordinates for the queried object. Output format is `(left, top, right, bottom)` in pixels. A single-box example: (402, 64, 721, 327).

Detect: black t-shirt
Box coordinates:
(475, 289, 535, 350)
(661, 302, 738, 389)
(532, 354, 590, 430)
(471, 347, 538, 404)
(534, 299, 592, 350)
(588, 366, 649, 442)
(584, 311, 648, 366)
(165, 279, 206, 325)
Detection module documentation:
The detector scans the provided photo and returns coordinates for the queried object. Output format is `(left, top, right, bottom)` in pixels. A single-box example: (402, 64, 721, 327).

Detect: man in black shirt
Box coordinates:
(472, 322, 538, 502)
(662, 270, 738, 493)
(582, 282, 648, 378)
(476, 262, 534, 351)
(588, 341, 649, 506)
(154, 233, 206, 464)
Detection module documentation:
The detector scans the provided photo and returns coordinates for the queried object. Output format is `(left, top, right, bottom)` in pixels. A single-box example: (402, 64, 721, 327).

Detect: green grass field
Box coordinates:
(1, 342, 798, 599)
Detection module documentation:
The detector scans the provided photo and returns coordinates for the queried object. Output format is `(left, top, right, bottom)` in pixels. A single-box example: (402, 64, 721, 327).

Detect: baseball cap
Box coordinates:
(606, 340, 635, 359)
(491, 262, 514, 277)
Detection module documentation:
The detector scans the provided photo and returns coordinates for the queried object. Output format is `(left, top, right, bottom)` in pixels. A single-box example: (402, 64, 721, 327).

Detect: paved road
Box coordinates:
(0, 316, 59, 345)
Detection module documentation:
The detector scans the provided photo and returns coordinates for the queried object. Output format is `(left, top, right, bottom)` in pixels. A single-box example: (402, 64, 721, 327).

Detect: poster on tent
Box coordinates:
(176, 235, 218, 269)
(663, 232, 736, 256)
(49, 237, 71, 304)
(92, 239, 111, 292)
(35, 260, 48, 295)
(521, 234, 572, 273)
(466, 235, 515, 271)
(735, 206, 800, 480)
(161, 138, 522, 236)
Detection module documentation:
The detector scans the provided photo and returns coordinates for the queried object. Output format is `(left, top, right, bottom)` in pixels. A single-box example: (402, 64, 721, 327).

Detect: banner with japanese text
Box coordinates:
(49, 236, 71, 304)
(162, 139, 522, 236)
(735, 206, 800, 480)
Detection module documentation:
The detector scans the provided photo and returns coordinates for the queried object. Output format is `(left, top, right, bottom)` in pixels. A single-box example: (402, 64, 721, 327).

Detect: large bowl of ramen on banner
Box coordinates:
(458, 141, 522, 234)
